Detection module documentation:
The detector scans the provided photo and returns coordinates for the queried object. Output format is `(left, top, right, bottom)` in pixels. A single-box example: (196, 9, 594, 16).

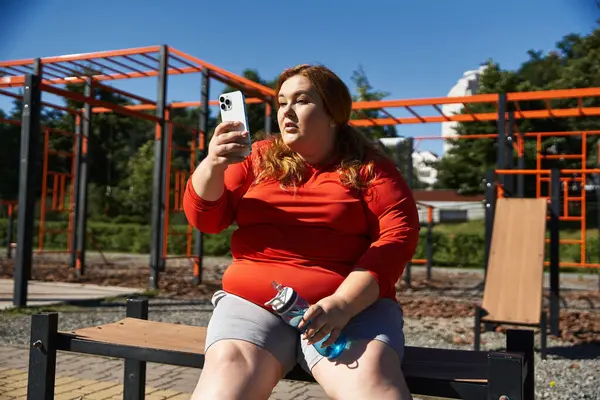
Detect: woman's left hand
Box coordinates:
(297, 295, 353, 347)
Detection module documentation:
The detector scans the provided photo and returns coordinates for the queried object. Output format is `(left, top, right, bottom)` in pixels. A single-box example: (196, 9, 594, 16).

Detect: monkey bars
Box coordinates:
(1, 45, 278, 307)
(0, 45, 274, 100)
(350, 88, 600, 126)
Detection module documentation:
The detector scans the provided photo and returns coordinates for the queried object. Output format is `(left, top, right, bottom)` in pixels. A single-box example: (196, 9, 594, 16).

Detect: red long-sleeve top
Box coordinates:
(183, 140, 420, 308)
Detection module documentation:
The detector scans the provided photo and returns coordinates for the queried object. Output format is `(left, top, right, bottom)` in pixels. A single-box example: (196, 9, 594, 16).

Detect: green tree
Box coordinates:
(115, 139, 155, 219)
(349, 65, 397, 140)
(434, 24, 600, 195)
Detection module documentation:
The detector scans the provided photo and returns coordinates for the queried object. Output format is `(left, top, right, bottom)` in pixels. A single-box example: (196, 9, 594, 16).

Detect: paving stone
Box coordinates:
(0, 346, 331, 399)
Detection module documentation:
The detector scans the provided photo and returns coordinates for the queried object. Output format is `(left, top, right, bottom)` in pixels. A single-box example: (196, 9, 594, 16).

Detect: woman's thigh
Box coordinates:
(298, 298, 410, 399)
(299, 298, 405, 373)
(311, 339, 412, 400)
(205, 291, 299, 374)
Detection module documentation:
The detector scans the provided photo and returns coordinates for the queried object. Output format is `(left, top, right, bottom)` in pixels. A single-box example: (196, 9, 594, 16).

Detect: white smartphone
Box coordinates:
(219, 90, 251, 156)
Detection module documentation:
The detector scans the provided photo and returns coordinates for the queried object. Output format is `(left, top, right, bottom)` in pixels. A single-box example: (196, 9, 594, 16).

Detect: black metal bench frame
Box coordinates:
(26, 298, 535, 400)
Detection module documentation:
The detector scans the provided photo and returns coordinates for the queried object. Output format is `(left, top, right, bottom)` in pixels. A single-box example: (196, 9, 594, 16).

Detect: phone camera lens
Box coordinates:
(220, 104, 226, 110)
(225, 99, 231, 105)
(219, 96, 225, 103)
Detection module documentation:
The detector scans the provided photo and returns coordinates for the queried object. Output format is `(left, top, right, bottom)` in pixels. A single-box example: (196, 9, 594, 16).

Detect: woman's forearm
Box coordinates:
(190, 156, 228, 201)
(333, 268, 380, 318)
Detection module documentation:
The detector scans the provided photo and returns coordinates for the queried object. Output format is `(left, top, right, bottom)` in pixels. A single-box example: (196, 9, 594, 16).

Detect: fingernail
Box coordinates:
(241, 131, 248, 137)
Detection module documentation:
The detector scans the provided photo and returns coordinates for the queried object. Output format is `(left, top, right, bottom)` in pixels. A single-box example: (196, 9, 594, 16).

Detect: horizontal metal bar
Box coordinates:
(40, 83, 160, 123)
(0, 89, 77, 114)
(507, 87, 600, 101)
(91, 81, 156, 105)
(495, 168, 600, 174)
(56, 332, 494, 379)
(0, 46, 162, 68)
(168, 47, 275, 98)
(0, 66, 201, 88)
(406, 377, 487, 400)
(91, 98, 264, 114)
(57, 336, 206, 368)
(349, 107, 600, 126)
(353, 93, 499, 109)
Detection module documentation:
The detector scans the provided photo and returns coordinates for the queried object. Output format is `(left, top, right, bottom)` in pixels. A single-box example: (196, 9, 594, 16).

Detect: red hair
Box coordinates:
(255, 64, 385, 191)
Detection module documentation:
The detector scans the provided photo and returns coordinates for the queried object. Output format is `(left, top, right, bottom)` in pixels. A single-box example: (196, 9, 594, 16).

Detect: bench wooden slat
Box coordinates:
(60, 318, 490, 384)
(62, 318, 207, 355)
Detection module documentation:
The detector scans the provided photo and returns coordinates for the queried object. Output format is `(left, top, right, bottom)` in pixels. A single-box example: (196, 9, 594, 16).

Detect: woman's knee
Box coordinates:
(312, 340, 411, 400)
(193, 340, 284, 400)
(208, 339, 283, 376)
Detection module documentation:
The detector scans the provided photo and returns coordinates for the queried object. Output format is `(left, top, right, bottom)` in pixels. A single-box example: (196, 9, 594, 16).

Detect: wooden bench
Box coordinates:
(27, 298, 535, 400)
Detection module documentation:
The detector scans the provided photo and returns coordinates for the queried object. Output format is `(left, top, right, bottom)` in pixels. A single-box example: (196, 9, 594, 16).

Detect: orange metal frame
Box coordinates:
(38, 125, 77, 254)
(349, 89, 600, 271)
(0, 115, 77, 256)
(3, 45, 600, 271)
(1, 45, 275, 267)
(0, 45, 274, 99)
(349, 88, 600, 126)
(0, 200, 17, 254)
(410, 202, 434, 266)
(88, 96, 267, 272)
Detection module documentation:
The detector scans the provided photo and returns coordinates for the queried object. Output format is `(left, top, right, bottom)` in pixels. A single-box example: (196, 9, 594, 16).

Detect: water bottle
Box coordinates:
(264, 281, 348, 359)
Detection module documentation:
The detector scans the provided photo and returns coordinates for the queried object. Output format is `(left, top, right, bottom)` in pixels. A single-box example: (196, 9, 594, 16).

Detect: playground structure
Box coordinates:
(0, 45, 275, 308)
(1, 46, 600, 325)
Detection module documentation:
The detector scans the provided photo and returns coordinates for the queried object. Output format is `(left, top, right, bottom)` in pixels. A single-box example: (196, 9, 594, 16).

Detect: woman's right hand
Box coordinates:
(206, 121, 250, 169)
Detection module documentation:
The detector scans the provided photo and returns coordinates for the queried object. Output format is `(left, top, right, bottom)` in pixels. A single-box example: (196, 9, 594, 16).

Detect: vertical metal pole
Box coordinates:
(123, 298, 149, 400)
(549, 168, 561, 336)
(193, 68, 210, 285)
(517, 128, 525, 198)
(596, 162, 600, 291)
(505, 111, 515, 196)
(405, 137, 414, 188)
(69, 115, 82, 269)
(487, 353, 525, 400)
(28, 313, 58, 400)
(149, 45, 168, 289)
(403, 137, 414, 287)
(597, 141, 600, 290)
(425, 206, 433, 280)
(13, 61, 42, 307)
(506, 329, 534, 400)
(6, 204, 14, 259)
(496, 93, 506, 193)
(517, 134, 525, 198)
(483, 169, 496, 279)
(159, 106, 171, 273)
(264, 102, 272, 135)
(75, 79, 92, 277)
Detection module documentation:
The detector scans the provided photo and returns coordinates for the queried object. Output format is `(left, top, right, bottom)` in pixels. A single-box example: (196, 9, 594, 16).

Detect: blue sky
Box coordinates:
(0, 0, 597, 155)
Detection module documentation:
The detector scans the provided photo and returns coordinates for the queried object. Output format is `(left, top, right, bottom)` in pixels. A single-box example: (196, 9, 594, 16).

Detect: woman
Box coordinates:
(183, 64, 420, 400)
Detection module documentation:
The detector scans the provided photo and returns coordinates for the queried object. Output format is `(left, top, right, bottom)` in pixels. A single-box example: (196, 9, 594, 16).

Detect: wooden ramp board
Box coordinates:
(481, 198, 548, 325)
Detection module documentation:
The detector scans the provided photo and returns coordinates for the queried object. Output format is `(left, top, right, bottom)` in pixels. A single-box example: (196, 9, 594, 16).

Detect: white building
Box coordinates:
(413, 190, 485, 224)
(441, 64, 488, 156)
(412, 150, 439, 187)
(378, 137, 439, 187)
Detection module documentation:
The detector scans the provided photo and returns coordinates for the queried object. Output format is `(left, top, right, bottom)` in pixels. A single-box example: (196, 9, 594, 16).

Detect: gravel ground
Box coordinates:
(1, 298, 598, 399)
(1, 253, 599, 399)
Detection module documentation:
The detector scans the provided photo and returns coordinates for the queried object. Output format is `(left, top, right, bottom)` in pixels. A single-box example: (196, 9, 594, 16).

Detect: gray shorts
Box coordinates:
(204, 291, 405, 375)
